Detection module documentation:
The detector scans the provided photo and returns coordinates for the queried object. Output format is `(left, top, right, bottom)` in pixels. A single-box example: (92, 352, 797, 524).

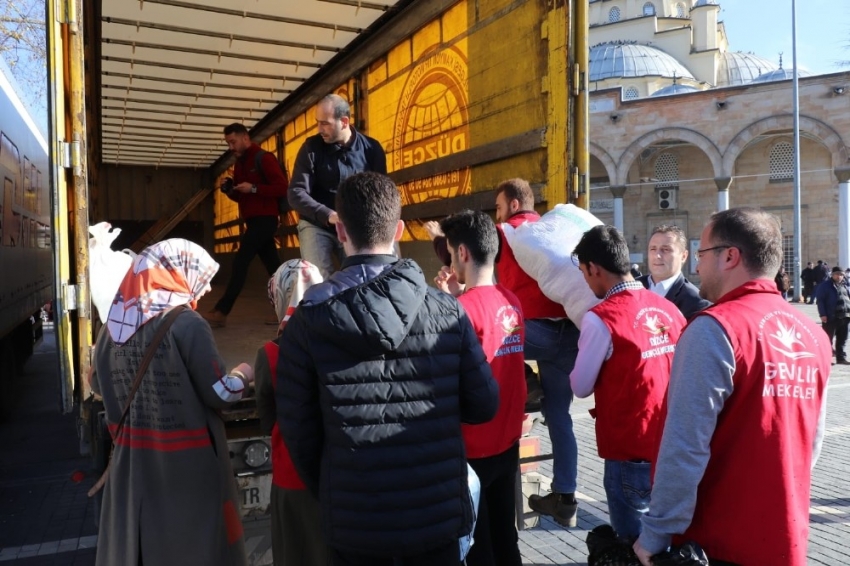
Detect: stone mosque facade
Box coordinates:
(586, 0, 850, 282)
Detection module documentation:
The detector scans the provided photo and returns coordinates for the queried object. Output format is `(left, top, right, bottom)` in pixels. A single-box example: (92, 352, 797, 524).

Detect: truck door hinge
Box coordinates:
(63, 283, 78, 311)
(58, 141, 81, 170)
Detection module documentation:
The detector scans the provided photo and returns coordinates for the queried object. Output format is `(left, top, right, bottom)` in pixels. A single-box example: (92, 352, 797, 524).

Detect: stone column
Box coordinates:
(610, 185, 627, 232)
(836, 166, 850, 270)
(714, 177, 732, 211)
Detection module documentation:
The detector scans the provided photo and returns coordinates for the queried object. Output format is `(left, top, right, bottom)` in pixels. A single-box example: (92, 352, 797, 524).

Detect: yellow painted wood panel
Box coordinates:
(387, 40, 413, 77)
(367, 57, 388, 89)
(441, 0, 468, 43)
(411, 19, 442, 61)
(467, 0, 546, 146)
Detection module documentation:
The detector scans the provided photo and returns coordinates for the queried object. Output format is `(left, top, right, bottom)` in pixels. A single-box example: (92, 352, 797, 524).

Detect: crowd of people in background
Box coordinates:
(87, 104, 832, 566)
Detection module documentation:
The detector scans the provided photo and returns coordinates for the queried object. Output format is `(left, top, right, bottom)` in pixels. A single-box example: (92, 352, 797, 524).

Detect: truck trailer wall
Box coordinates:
(95, 164, 213, 251)
(212, 0, 569, 279)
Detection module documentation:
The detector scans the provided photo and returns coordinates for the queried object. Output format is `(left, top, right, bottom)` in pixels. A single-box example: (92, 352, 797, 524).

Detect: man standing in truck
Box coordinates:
(287, 94, 387, 279)
(204, 123, 288, 328)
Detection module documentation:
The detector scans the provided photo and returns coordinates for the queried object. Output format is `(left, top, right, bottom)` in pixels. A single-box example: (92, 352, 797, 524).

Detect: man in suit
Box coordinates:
(638, 224, 711, 319)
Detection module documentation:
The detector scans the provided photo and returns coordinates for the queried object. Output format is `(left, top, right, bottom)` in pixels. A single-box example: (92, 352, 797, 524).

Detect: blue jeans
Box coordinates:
(297, 219, 345, 279)
(603, 460, 651, 541)
(525, 318, 579, 494)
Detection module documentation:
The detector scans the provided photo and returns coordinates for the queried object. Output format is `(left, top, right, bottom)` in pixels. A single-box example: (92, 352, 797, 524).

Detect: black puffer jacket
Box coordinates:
(277, 255, 499, 556)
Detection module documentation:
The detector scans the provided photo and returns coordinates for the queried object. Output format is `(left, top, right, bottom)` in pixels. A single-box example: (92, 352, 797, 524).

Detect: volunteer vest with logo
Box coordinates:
(458, 285, 527, 459)
(497, 212, 567, 320)
(591, 290, 684, 461)
(677, 280, 830, 565)
(263, 341, 307, 490)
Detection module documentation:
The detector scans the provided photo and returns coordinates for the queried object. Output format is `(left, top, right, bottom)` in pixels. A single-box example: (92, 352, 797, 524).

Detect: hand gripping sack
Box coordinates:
(500, 204, 603, 329)
(459, 463, 481, 561)
(88, 222, 134, 322)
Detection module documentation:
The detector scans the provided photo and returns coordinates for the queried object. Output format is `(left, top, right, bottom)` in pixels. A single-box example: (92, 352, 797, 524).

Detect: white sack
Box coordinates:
(89, 222, 134, 323)
(501, 204, 603, 329)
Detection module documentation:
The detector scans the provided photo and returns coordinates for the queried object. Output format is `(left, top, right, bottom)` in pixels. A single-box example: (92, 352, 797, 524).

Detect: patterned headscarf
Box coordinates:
(106, 239, 219, 345)
(267, 259, 323, 332)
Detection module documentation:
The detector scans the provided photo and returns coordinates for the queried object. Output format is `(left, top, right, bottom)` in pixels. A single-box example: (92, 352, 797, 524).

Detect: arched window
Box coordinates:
(624, 86, 640, 100)
(655, 153, 679, 189)
(643, 2, 656, 16)
(769, 142, 794, 182)
(609, 7, 621, 22)
(676, 2, 686, 17)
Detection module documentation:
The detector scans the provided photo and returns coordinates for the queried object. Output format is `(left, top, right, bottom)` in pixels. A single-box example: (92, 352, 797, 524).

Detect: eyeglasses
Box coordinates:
(695, 245, 732, 260)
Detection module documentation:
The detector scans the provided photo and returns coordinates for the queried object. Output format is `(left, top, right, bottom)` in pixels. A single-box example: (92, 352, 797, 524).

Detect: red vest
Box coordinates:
(677, 280, 830, 565)
(263, 341, 307, 490)
(591, 289, 685, 461)
(497, 212, 568, 320)
(458, 285, 527, 458)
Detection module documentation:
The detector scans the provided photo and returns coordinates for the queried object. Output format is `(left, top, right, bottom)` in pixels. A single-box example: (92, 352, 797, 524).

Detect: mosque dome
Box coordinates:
(717, 52, 779, 86)
(589, 42, 695, 82)
(694, 0, 718, 6)
(751, 67, 813, 83)
(651, 83, 700, 97)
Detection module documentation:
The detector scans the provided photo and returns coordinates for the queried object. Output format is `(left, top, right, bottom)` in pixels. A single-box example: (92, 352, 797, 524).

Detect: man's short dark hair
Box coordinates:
(439, 210, 499, 267)
(650, 224, 687, 250)
(223, 123, 249, 136)
(335, 172, 401, 249)
(321, 94, 351, 120)
(707, 207, 783, 277)
(496, 178, 535, 210)
(573, 225, 631, 276)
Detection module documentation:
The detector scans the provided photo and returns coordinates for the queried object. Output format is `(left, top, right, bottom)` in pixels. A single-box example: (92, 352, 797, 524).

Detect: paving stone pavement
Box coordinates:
(0, 303, 847, 565)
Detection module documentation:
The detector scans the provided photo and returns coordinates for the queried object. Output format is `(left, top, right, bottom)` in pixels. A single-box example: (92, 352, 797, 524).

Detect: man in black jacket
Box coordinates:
(801, 261, 816, 303)
(277, 172, 499, 566)
(288, 94, 387, 279)
(638, 224, 711, 319)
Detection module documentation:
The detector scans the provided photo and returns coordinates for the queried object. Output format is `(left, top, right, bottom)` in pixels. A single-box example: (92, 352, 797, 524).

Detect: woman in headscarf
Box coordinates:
(254, 259, 328, 565)
(90, 239, 253, 566)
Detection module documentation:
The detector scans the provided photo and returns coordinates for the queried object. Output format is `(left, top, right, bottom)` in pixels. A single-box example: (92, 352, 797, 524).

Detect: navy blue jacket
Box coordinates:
(815, 279, 850, 321)
(637, 272, 711, 320)
(288, 128, 386, 228)
(276, 255, 498, 556)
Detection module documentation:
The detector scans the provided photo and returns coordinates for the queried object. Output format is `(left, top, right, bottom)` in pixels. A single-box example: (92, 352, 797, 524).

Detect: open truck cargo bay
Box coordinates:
(49, 0, 587, 410)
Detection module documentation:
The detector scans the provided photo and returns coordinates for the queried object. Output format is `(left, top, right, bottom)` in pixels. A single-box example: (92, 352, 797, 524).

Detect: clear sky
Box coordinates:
(719, 0, 850, 75)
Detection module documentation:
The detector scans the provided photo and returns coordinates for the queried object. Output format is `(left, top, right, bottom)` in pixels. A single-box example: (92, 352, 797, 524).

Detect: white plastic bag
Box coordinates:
(459, 463, 481, 561)
(89, 222, 134, 323)
(501, 204, 603, 329)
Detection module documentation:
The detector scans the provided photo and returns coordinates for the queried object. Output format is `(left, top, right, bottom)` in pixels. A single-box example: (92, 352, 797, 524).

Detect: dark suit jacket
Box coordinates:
(638, 273, 712, 320)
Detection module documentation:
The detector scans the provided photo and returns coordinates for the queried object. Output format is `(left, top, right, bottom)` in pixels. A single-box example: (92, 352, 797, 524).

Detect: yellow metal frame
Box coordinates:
(47, 0, 92, 413)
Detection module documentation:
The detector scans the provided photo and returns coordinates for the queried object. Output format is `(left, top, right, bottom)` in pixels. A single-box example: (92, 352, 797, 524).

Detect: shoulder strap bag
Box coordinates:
(88, 305, 186, 497)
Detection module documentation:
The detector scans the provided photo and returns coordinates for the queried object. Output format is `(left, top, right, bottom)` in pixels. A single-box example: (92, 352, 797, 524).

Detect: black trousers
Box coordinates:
(823, 317, 850, 360)
(215, 215, 280, 315)
(331, 541, 459, 566)
(466, 444, 523, 566)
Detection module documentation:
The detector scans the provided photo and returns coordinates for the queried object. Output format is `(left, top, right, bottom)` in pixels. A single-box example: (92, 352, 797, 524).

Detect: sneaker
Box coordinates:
(202, 309, 227, 328)
(528, 492, 578, 527)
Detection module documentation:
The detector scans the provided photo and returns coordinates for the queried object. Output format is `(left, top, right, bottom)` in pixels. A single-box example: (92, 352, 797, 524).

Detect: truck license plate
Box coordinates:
(235, 473, 272, 517)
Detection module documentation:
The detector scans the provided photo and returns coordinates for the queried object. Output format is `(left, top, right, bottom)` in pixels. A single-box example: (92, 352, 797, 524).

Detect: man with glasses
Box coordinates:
(638, 224, 710, 319)
(634, 208, 831, 566)
(570, 225, 685, 543)
(814, 265, 850, 364)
